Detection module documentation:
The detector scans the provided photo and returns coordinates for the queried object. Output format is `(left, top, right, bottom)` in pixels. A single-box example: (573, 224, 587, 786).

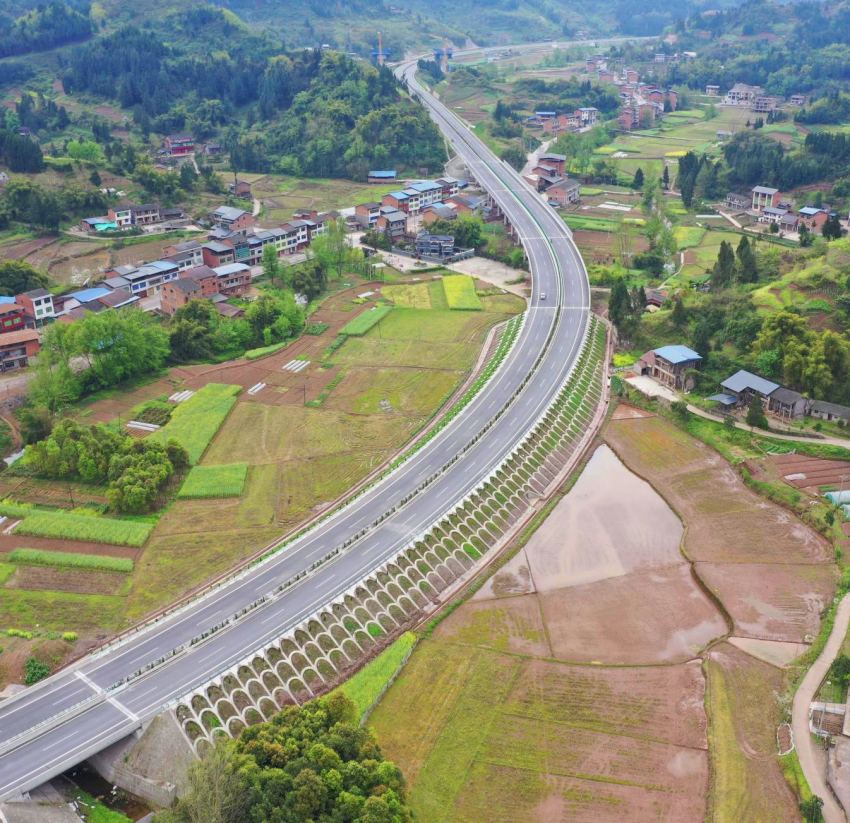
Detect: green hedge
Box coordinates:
(9, 548, 133, 573)
(340, 306, 392, 336)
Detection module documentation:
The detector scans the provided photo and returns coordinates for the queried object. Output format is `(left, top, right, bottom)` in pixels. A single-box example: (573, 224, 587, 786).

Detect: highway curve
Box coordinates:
(0, 57, 591, 799)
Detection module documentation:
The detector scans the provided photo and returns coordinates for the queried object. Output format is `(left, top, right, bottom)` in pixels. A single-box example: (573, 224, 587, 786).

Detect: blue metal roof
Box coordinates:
(653, 344, 702, 365)
(0, 296, 16, 305)
(70, 287, 111, 303)
(387, 190, 409, 200)
(368, 170, 396, 178)
(708, 393, 738, 406)
(720, 369, 780, 396)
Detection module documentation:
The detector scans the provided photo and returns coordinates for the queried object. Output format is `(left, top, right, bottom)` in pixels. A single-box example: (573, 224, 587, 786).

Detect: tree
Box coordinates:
(632, 167, 645, 190)
(799, 795, 824, 823)
(671, 296, 687, 328)
(746, 394, 769, 429)
(799, 223, 814, 247)
(711, 241, 736, 289)
(823, 213, 845, 241)
(735, 236, 758, 283)
(608, 280, 640, 339)
(261, 243, 283, 289)
(165, 694, 412, 823)
(661, 165, 670, 191)
(0, 259, 49, 295)
(429, 215, 484, 250)
(692, 321, 712, 358)
(499, 145, 526, 170)
(309, 218, 362, 280)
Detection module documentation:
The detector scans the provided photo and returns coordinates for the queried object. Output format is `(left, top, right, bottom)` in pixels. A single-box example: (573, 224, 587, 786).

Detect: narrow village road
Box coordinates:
(792, 592, 850, 823)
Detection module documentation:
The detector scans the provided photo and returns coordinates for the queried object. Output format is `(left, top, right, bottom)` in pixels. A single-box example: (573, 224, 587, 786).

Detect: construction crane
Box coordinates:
(371, 31, 390, 66)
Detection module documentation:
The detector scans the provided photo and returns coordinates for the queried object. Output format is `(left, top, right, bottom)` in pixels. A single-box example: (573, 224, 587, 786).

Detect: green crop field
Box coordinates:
(8, 548, 133, 573)
(674, 226, 707, 249)
(340, 305, 393, 335)
(12, 509, 153, 547)
(441, 275, 483, 311)
(178, 463, 249, 499)
(335, 631, 416, 719)
(149, 383, 241, 464)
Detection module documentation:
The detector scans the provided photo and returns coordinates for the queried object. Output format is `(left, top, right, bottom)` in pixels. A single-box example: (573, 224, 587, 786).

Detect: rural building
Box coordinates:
(107, 202, 134, 228)
(719, 369, 780, 407)
(160, 262, 251, 316)
(376, 210, 407, 240)
(725, 192, 750, 211)
(0, 303, 26, 335)
(117, 260, 180, 297)
(725, 83, 763, 106)
(131, 203, 161, 226)
(752, 95, 781, 113)
(161, 278, 202, 315)
(163, 134, 195, 156)
(16, 288, 55, 327)
(759, 206, 789, 225)
(164, 240, 204, 271)
(211, 206, 255, 232)
(790, 94, 809, 106)
(546, 177, 581, 207)
(751, 186, 780, 212)
(229, 180, 252, 199)
(416, 233, 455, 259)
(355, 202, 382, 229)
(202, 241, 237, 268)
(768, 387, 807, 420)
(810, 400, 850, 423)
(798, 206, 829, 231)
(79, 216, 117, 233)
(0, 328, 40, 370)
(421, 203, 456, 225)
(706, 84, 720, 96)
(537, 153, 567, 175)
(780, 213, 800, 233)
(446, 194, 484, 215)
(637, 344, 702, 390)
(368, 170, 397, 183)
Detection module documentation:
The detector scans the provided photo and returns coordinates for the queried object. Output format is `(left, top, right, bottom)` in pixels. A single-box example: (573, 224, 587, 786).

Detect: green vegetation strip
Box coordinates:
(335, 631, 416, 720)
(12, 510, 153, 547)
(8, 548, 133, 573)
(244, 341, 289, 360)
(441, 274, 483, 311)
(340, 305, 392, 336)
(178, 463, 249, 499)
(149, 383, 241, 464)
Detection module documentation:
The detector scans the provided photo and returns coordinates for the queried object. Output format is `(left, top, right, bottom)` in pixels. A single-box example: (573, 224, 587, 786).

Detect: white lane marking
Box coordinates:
(108, 697, 139, 723)
(75, 671, 103, 695)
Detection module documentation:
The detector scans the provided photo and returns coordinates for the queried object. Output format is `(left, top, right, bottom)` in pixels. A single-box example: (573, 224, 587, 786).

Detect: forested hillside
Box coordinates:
(56, 8, 444, 177)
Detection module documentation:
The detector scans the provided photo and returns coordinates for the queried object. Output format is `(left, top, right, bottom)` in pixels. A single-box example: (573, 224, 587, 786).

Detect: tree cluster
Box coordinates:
(608, 280, 645, 341)
(0, 178, 107, 231)
(0, 1, 92, 59)
(677, 152, 722, 208)
(710, 236, 758, 289)
(161, 693, 412, 823)
(25, 420, 188, 513)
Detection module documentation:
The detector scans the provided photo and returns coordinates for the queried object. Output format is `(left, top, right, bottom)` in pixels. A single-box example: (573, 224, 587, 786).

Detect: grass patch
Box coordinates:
(8, 548, 133, 573)
(72, 788, 132, 823)
(441, 274, 483, 311)
(177, 463, 249, 499)
(673, 225, 707, 249)
(340, 305, 393, 336)
(13, 509, 153, 547)
(335, 631, 416, 719)
(245, 340, 289, 360)
(0, 562, 14, 585)
(149, 383, 241, 464)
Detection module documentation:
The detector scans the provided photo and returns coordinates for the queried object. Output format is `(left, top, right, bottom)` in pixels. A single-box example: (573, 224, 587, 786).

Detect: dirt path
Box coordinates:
(686, 403, 850, 450)
(792, 593, 850, 823)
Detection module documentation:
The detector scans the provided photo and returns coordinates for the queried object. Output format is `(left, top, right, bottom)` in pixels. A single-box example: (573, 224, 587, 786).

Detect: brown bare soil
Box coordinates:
(9, 566, 128, 596)
(772, 452, 850, 493)
(0, 535, 140, 560)
(572, 229, 648, 265)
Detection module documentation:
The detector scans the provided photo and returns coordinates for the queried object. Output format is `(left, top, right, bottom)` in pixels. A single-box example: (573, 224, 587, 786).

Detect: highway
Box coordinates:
(0, 56, 591, 799)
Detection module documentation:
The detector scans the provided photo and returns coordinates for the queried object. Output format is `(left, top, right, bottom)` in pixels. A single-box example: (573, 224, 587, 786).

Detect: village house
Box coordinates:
(724, 83, 763, 106)
(16, 288, 55, 327)
(163, 239, 204, 272)
(790, 94, 810, 107)
(725, 192, 750, 211)
(160, 262, 251, 316)
(421, 203, 456, 225)
(751, 185, 781, 212)
(376, 209, 407, 240)
(810, 400, 850, 424)
(546, 177, 581, 207)
(355, 202, 382, 229)
(445, 194, 484, 215)
(706, 84, 720, 96)
(753, 95, 781, 113)
(780, 213, 800, 233)
(163, 134, 195, 156)
(798, 206, 829, 232)
(713, 370, 806, 419)
(537, 153, 567, 175)
(0, 329, 40, 371)
(211, 206, 255, 233)
(368, 170, 397, 184)
(416, 233, 455, 259)
(202, 241, 237, 268)
(637, 344, 702, 391)
(759, 205, 789, 225)
(228, 180, 252, 199)
(768, 387, 807, 420)
(107, 202, 134, 228)
(0, 303, 27, 336)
